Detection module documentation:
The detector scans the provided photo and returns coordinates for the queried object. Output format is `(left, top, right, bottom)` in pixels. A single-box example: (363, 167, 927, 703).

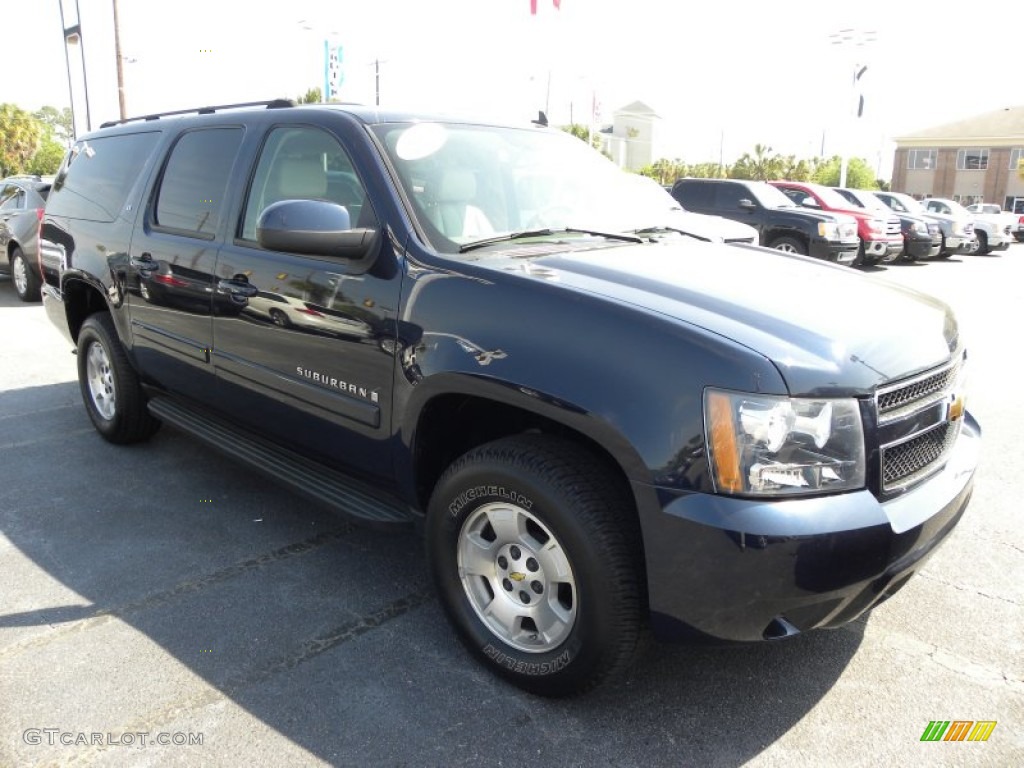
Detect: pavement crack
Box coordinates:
(917, 571, 1020, 606)
(0, 525, 355, 662)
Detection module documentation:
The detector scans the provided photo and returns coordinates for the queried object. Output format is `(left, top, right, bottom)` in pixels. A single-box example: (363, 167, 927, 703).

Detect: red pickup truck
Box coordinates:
(769, 181, 903, 266)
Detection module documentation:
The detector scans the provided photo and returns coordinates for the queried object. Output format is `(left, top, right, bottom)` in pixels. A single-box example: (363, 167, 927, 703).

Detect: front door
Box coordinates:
(212, 124, 401, 480)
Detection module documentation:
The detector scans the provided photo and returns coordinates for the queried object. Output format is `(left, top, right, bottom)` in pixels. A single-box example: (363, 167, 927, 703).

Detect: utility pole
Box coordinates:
(112, 0, 126, 119)
(375, 59, 380, 106)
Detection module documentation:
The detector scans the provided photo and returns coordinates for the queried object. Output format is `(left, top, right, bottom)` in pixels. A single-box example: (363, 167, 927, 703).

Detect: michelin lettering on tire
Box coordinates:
(448, 485, 534, 517)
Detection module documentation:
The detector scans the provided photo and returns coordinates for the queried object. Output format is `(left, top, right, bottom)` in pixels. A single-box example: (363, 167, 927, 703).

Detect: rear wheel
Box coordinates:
(427, 435, 644, 696)
(768, 236, 806, 255)
(11, 246, 41, 302)
(77, 313, 161, 444)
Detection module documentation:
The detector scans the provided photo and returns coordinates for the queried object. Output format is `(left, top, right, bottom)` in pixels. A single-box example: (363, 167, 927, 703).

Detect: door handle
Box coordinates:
(217, 278, 258, 298)
(130, 252, 155, 269)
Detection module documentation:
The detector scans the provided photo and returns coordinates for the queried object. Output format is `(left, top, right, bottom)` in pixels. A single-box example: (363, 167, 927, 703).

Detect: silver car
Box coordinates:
(0, 175, 52, 301)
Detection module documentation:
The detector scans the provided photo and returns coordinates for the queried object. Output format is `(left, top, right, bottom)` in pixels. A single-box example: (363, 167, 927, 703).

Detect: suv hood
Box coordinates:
(486, 241, 957, 396)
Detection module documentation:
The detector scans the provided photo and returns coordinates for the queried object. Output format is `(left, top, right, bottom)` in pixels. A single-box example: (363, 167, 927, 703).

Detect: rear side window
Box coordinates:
(47, 132, 160, 221)
(153, 128, 244, 238)
(673, 181, 713, 208)
(0, 184, 23, 211)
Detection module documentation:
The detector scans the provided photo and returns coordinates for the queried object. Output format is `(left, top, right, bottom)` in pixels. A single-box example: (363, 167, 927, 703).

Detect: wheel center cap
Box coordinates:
(509, 571, 526, 582)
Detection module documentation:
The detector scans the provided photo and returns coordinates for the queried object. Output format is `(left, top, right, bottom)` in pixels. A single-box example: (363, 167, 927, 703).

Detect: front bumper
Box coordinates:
(943, 235, 973, 254)
(904, 234, 942, 260)
(862, 237, 904, 263)
(637, 413, 980, 643)
(811, 238, 860, 266)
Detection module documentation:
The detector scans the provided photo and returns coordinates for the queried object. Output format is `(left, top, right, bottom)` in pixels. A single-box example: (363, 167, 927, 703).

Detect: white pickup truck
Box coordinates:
(923, 198, 1012, 254)
(967, 203, 1024, 243)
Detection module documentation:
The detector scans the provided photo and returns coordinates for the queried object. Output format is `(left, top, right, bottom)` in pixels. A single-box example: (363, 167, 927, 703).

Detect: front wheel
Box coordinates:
(77, 313, 161, 444)
(427, 435, 644, 696)
(768, 236, 807, 255)
(11, 246, 41, 302)
(975, 231, 989, 255)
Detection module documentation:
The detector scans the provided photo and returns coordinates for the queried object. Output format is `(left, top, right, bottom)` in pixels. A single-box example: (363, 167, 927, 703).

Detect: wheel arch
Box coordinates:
(62, 275, 115, 343)
(404, 374, 648, 519)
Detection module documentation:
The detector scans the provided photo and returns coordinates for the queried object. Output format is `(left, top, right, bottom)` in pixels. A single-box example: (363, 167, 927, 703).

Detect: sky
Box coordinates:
(6, 0, 1023, 180)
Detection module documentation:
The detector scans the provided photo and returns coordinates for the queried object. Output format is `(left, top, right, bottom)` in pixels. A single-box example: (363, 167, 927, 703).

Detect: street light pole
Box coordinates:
(830, 29, 875, 188)
(112, 0, 127, 119)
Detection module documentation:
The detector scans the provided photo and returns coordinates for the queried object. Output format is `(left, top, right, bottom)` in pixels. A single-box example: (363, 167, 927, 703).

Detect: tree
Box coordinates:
(34, 106, 73, 146)
(297, 87, 322, 104)
(811, 155, 878, 189)
(0, 103, 43, 176)
(638, 157, 687, 185)
(561, 123, 603, 151)
(26, 127, 65, 175)
(730, 143, 783, 180)
(688, 162, 729, 179)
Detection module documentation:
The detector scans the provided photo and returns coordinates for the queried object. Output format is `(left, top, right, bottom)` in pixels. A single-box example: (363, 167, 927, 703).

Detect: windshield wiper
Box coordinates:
(629, 226, 708, 241)
(458, 227, 642, 253)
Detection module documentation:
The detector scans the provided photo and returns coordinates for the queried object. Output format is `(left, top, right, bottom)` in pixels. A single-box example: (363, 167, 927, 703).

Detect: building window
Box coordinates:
(907, 149, 936, 170)
(956, 148, 988, 170)
(1009, 148, 1024, 171)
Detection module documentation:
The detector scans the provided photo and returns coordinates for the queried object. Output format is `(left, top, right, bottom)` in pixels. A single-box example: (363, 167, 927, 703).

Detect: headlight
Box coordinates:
(817, 222, 838, 239)
(952, 221, 970, 236)
(704, 388, 866, 497)
(910, 221, 928, 234)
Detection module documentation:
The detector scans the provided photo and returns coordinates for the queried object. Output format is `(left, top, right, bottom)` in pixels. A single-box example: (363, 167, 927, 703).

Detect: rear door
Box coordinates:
(126, 126, 246, 403)
(211, 122, 401, 480)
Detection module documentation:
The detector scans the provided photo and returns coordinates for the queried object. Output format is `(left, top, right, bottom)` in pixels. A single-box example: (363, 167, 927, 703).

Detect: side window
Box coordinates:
(47, 133, 161, 222)
(239, 125, 372, 243)
(673, 181, 712, 208)
(153, 128, 243, 238)
(0, 184, 23, 211)
(715, 183, 750, 209)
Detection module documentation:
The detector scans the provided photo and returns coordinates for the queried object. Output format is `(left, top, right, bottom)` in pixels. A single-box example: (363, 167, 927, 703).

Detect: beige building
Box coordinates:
(891, 106, 1024, 213)
(599, 101, 659, 172)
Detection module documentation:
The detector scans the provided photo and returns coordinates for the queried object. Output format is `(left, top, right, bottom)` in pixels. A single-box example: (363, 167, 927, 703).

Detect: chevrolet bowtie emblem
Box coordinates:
(949, 391, 965, 422)
(509, 572, 526, 582)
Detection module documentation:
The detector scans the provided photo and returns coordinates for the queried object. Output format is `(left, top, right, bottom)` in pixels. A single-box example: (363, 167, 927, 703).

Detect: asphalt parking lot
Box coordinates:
(1, 247, 1022, 767)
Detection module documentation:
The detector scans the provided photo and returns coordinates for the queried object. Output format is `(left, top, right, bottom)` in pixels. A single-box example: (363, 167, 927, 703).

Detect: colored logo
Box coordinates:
(920, 720, 996, 742)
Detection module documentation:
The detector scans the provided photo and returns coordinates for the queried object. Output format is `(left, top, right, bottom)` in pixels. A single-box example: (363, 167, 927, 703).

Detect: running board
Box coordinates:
(147, 396, 417, 527)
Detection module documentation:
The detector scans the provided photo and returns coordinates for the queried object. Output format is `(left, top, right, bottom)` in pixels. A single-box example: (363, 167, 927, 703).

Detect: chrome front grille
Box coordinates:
(875, 355, 965, 492)
(882, 421, 961, 490)
(886, 217, 901, 236)
(876, 358, 959, 421)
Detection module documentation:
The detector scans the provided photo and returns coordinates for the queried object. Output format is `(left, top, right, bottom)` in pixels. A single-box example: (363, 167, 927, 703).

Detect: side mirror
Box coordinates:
(257, 199, 380, 271)
(800, 197, 820, 209)
(739, 198, 756, 209)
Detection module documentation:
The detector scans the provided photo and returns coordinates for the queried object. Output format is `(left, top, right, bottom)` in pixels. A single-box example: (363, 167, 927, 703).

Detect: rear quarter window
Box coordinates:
(46, 132, 161, 222)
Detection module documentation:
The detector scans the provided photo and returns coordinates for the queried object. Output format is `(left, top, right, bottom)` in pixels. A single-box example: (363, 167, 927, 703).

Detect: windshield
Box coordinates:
(805, 184, 859, 210)
(934, 198, 970, 217)
(884, 193, 921, 214)
(372, 122, 688, 254)
(844, 189, 889, 212)
(747, 182, 795, 209)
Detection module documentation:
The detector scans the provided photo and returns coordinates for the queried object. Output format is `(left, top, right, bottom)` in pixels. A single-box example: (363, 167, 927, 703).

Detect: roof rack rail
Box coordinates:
(99, 99, 296, 128)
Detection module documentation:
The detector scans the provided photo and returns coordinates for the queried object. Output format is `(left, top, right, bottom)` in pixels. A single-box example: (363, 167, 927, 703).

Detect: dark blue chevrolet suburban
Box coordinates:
(39, 101, 980, 695)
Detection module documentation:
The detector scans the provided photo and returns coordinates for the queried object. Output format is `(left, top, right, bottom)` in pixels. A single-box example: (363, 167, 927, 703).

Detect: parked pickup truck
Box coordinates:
(834, 187, 941, 261)
(966, 203, 1024, 243)
(874, 192, 974, 258)
(923, 198, 1011, 255)
(40, 101, 980, 696)
(670, 178, 860, 264)
(770, 181, 903, 266)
